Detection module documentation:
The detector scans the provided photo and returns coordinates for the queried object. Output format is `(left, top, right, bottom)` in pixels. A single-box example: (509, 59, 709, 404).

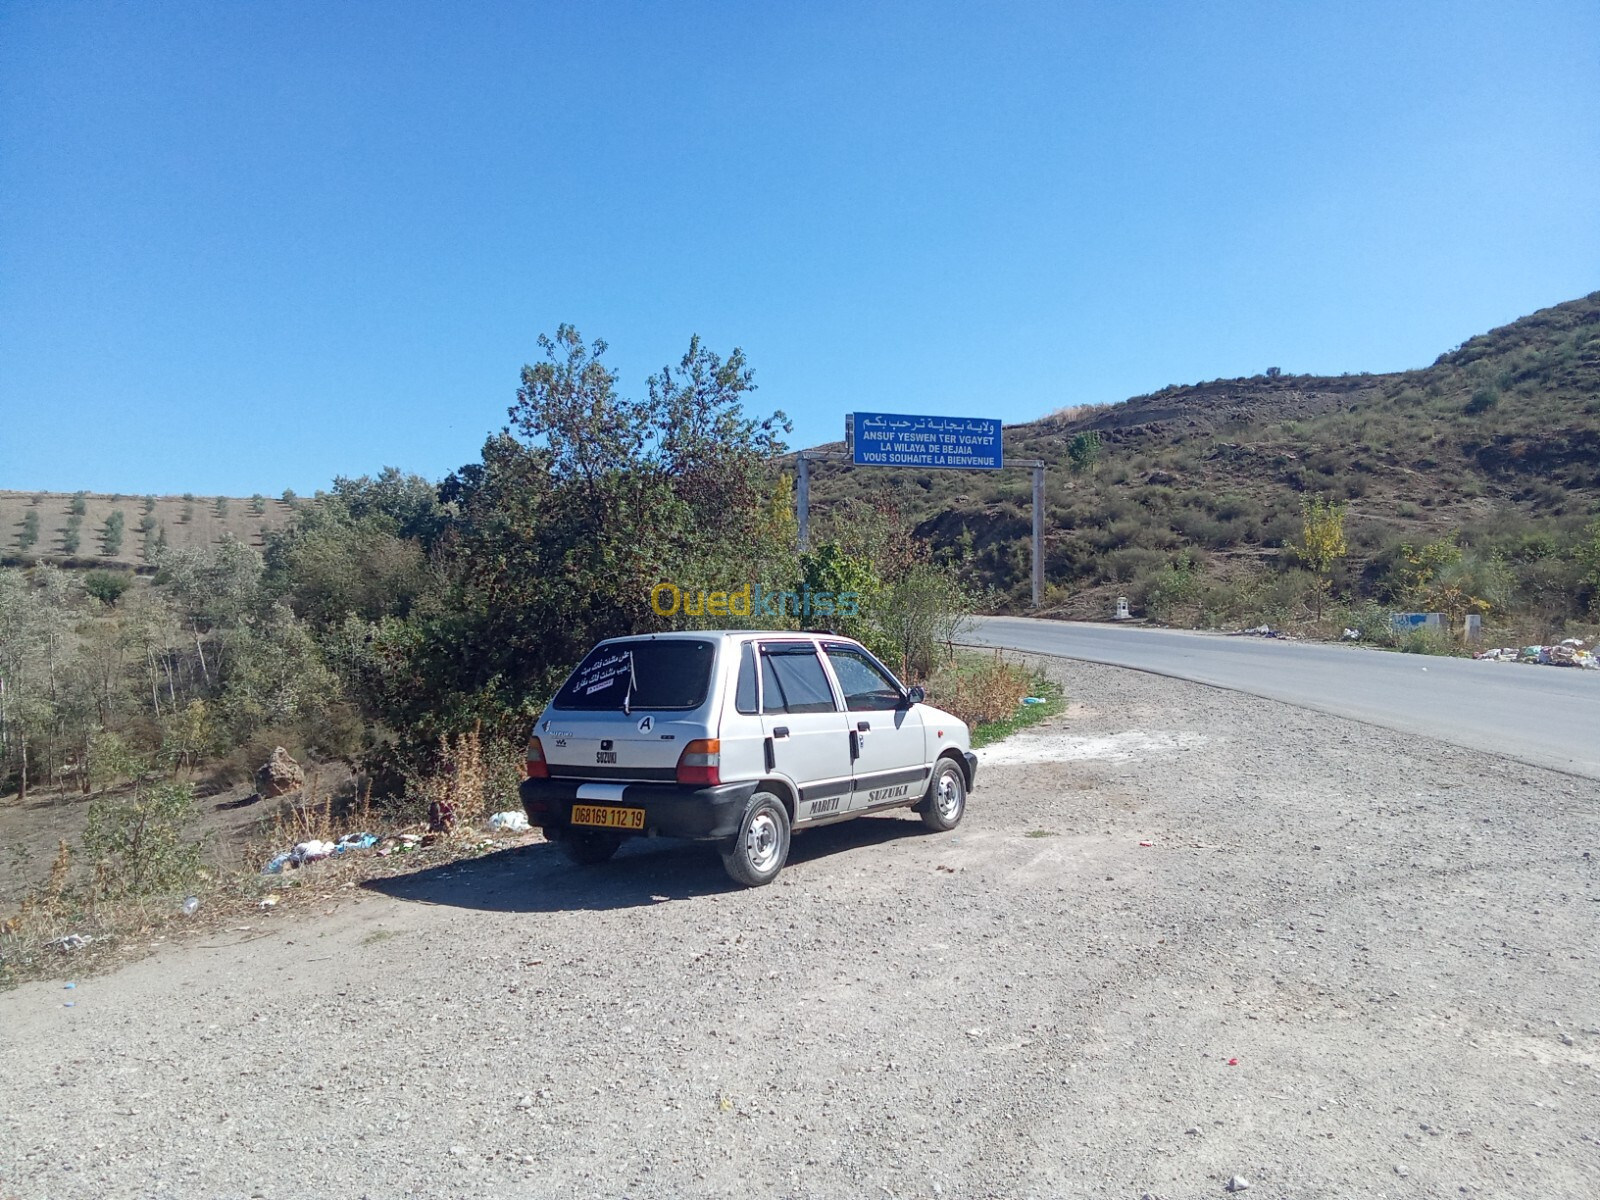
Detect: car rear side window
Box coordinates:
(734, 642, 759, 714)
(759, 643, 837, 714)
(552, 639, 715, 710)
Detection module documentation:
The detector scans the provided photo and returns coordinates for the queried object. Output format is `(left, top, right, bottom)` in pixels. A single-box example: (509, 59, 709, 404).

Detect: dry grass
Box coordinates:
(926, 650, 1038, 728)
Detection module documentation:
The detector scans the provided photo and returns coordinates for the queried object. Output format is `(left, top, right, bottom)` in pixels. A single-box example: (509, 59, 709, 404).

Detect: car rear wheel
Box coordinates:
(562, 828, 622, 866)
(920, 759, 966, 832)
(721, 792, 791, 887)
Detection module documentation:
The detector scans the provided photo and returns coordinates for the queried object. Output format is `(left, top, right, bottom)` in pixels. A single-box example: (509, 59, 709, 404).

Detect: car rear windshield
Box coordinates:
(551, 639, 716, 711)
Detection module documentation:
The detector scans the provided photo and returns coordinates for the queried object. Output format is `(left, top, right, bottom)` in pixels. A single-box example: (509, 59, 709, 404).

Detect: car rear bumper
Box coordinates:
(520, 777, 758, 842)
(963, 750, 979, 788)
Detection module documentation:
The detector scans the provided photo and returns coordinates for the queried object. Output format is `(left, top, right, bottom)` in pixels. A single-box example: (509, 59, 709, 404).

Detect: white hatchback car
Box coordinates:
(519, 630, 977, 886)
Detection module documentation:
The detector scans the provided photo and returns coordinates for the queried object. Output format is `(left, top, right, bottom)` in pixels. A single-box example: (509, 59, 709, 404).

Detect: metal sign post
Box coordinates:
(796, 413, 1047, 608)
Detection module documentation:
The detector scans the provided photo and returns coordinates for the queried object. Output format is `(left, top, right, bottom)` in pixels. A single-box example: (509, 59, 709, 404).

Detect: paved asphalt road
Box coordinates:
(969, 616, 1600, 780)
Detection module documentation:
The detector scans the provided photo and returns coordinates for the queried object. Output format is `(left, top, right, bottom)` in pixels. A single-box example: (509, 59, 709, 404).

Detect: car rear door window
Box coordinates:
(759, 643, 838, 714)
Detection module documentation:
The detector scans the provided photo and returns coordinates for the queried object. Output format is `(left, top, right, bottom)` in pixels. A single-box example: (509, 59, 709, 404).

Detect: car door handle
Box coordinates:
(772, 726, 789, 739)
(856, 721, 871, 732)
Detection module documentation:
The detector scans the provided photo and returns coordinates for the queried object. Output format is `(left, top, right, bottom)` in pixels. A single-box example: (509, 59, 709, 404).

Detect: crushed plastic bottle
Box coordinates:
(181, 896, 200, 916)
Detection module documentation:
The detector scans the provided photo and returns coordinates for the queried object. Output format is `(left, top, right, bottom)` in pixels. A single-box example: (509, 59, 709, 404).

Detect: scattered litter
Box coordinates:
(334, 832, 378, 853)
(1341, 628, 1360, 640)
(1475, 639, 1597, 669)
(1020, 696, 1045, 706)
(1139, 840, 1154, 848)
(489, 811, 531, 833)
(63, 982, 76, 989)
(1231, 625, 1285, 639)
(258, 895, 280, 909)
(181, 896, 200, 916)
(261, 852, 292, 875)
(63, 1002, 75, 1008)
(1225, 1176, 1250, 1193)
(292, 840, 336, 865)
(1227, 1057, 1239, 1066)
(46, 935, 92, 953)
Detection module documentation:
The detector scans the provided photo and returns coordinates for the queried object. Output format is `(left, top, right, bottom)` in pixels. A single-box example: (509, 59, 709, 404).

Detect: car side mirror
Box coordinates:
(903, 685, 926, 706)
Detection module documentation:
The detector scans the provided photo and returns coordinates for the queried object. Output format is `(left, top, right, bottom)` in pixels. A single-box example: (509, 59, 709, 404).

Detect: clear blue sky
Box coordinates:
(3, 0, 1597, 496)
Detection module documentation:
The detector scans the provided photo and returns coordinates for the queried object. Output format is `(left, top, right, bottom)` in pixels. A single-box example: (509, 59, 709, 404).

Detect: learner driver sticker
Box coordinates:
(637, 715, 653, 733)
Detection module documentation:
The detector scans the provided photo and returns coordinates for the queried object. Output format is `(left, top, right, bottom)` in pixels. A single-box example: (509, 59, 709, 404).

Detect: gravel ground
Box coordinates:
(3, 659, 1598, 1199)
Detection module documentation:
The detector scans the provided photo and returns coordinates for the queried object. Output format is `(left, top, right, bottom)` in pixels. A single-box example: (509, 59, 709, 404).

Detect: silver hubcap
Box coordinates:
(745, 810, 782, 872)
(935, 772, 963, 820)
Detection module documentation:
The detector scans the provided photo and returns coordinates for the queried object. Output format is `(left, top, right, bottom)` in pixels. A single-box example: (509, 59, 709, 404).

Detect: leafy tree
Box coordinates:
(883, 564, 975, 680)
(1390, 533, 1510, 627)
(87, 728, 145, 795)
(61, 520, 81, 555)
(17, 510, 39, 551)
(1067, 431, 1102, 474)
(153, 536, 264, 689)
(380, 327, 792, 756)
(263, 472, 439, 627)
(102, 510, 126, 556)
(327, 468, 449, 545)
(1580, 518, 1600, 616)
(1294, 495, 1347, 617)
(214, 602, 350, 750)
(70, 492, 87, 517)
(800, 542, 881, 648)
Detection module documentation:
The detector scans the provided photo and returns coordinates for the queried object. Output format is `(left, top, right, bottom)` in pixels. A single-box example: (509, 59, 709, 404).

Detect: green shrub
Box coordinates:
(84, 570, 132, 606)
(1397, 628, 1454, 655)
(70, 492, 87, 516)
(81, 782, 205, 898)
(17, 509, 39, 550)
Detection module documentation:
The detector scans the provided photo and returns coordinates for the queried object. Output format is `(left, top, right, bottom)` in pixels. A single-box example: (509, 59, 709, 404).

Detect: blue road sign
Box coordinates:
(851, 412, 1004, 470)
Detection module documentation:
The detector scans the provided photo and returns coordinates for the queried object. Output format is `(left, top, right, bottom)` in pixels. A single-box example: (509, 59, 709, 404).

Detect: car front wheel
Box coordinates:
(721, 792, 791, 887)
(920, 759, 967, 832)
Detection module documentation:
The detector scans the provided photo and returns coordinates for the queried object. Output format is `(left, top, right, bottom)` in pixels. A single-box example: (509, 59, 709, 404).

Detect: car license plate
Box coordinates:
(571, 804, 644, 830)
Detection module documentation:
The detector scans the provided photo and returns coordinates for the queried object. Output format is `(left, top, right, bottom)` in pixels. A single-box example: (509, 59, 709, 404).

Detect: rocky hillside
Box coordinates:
(803, 291, 1600, 620)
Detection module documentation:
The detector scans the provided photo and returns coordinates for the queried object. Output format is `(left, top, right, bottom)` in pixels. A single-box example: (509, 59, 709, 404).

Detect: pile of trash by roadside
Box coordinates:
(1474, 638, 1598, 669)
(260, 811, 533, 875)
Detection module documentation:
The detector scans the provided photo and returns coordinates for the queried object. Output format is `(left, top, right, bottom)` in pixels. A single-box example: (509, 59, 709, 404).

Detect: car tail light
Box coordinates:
(524, 735, 549, 780)
(676, 738, 721, 786)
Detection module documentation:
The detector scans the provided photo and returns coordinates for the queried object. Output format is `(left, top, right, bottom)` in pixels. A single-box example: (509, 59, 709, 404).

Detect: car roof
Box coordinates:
(593, 630, 851, 644)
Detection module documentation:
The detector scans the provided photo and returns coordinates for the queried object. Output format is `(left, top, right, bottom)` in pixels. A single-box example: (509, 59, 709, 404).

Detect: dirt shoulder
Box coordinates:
(3, 659, 1597, 1199)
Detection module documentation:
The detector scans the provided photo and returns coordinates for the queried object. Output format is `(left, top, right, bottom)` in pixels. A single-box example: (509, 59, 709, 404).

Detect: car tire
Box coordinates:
(721, 792, 791, 887)
(920, 759, 967, 832)
(562, 828, 622, 866)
